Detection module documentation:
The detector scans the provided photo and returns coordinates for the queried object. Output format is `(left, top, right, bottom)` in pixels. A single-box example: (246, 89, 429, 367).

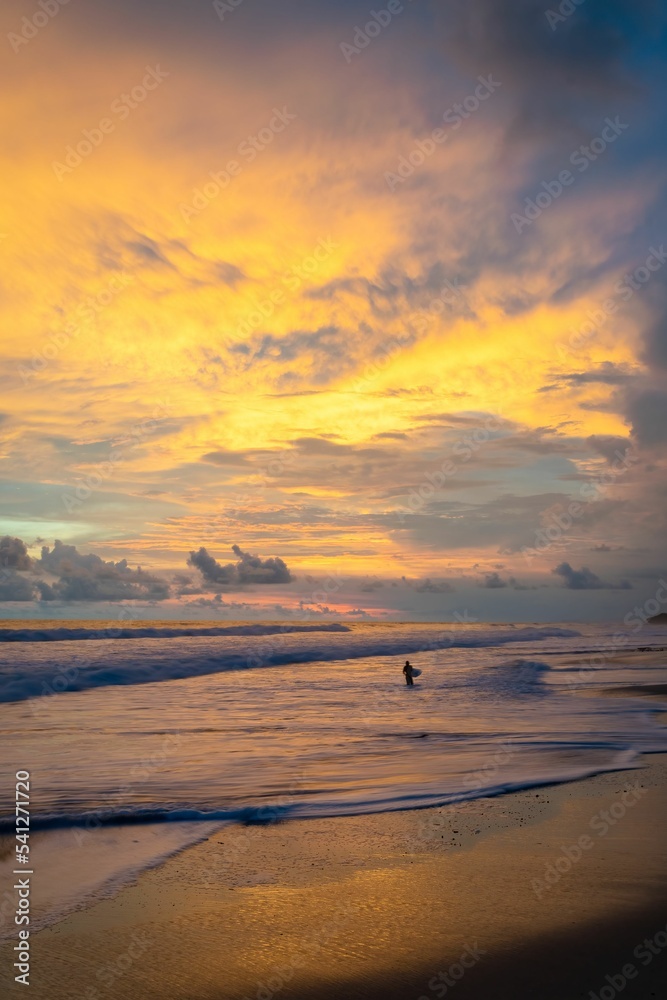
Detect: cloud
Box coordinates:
(552, 561, 632, 590)
(0, 569, 35, 602)
(414, 578, 456, 593)
(626, 389, 667, 447)
(639, 283, 667, 370)
(187, 548, 237, 586)
(37, 541, 170, 601)
(231, 545, 293, 584)
(544, 364, 637, 390)
(483, 571, 508, 589)
(440, 0, 659, 136)
(587, 434, 633, 464)
(201, 449, 252, 467)
(0, 536, 32, 571)
(0, 538, 171, 603)
(188, 545, 293, 588)
(126, 237, 175, 270)
(228, 328, 352, 387)
(2, 0, 666, 622)
(171, 572, 204, 596)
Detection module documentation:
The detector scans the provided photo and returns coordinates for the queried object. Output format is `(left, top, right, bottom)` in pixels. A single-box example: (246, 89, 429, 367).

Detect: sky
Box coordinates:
(1, 0, 667, 622)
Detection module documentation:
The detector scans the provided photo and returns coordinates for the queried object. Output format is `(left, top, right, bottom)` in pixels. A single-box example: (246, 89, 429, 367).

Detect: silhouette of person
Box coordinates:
(403, 660, 414, 686)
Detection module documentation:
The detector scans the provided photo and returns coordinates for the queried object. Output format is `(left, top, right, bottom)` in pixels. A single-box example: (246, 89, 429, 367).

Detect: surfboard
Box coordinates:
(410, 668, 422, 678)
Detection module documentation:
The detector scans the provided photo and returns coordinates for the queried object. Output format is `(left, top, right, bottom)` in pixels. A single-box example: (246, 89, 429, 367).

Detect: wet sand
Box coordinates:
(3, 745, 667, 1000)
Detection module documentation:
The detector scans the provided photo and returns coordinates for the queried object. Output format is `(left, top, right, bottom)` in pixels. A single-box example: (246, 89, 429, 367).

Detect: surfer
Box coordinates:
(403, 660, 414, 686)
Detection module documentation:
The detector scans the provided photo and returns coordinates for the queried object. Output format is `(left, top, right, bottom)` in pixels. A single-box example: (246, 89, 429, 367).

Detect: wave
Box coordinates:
(476, 659, 552, 697)
(0, 626, 580, 703)
(0, 746, 640, 834)
(0, 622, 351, 643)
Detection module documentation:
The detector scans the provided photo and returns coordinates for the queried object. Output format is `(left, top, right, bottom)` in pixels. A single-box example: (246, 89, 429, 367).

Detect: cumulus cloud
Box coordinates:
(483, 571, 508, 589)
(232, 545, 293, 584)
(639, 283, 667, 371)
(626, 389, 667, 447)
(553, 562, 632, 590)
(171, 572, 204, 596)
(187, 548, 237, 586)
(188, 545, 293, 588)
(0, 538, 170, 603)
(0, 569, 36, 601)
(587, 435, 634, 464)
(0, 536, 32, 571)
(37, 541, 170, 601)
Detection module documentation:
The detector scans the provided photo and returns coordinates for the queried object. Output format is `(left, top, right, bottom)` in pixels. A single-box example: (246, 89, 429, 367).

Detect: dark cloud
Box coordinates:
(483, 571, 508, 589)
(187, 548, 236, 586)
(95, 221, 247, 294)
(232, 545, 292, 584)
(638, 282, 667, 370)
(127, 237, 175, 269)
(0, 569, 35, 601)
(587, 434, 633, 464)
(415, 412, 505, 428)
(35, 581, 56, 601)
(304, 269, 472, 323)
(545, 364, 637, 390)
(214, 262, 245, 287)
(37, 541, 170, 601)
(414, 578, 456, 594)
(0, 537, 172, 603)
(399, 492, 577, 554)
(553, 561, 632, 590)
(171, 572, 204, 597)
(228, 329, 352, 387)
(440, 0, 661, 136)
(626, 389, 667, 446)
(0, 536, 32, 571)
(188, 545, 292, 587)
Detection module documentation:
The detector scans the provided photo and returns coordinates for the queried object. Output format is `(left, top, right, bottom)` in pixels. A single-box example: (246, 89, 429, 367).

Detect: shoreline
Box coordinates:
(5, 748, 667, 999)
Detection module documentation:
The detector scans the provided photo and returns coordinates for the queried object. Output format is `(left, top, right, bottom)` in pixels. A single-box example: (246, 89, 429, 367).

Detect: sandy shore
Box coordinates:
(3, 742, 667, 1000)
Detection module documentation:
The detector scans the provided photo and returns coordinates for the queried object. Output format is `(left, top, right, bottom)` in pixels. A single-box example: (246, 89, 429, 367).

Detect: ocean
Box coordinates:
(1, 619, 666, 937)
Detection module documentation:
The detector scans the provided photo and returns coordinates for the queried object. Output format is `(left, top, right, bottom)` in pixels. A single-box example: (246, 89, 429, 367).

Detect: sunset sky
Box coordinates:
(1, 0, 667, 620)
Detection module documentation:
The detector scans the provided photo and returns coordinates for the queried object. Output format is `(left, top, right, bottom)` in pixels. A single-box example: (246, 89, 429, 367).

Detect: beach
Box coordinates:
(2, 623, 667, 998)
(5, 747, 667, 1000)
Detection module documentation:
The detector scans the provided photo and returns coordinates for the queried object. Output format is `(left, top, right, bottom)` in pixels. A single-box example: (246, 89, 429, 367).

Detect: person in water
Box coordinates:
(403, 660, 414, 686)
